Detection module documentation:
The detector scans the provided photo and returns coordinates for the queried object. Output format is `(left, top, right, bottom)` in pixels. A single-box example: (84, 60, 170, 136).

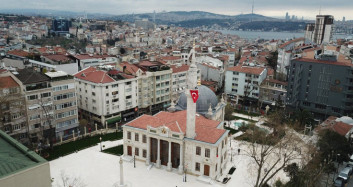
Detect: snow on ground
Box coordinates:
(50, 138, 291, 187)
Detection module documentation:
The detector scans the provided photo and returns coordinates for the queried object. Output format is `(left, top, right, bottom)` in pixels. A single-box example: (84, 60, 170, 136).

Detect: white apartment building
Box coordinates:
(225, 65, 267, 101)
(74, 66, 138, 126)
(276, 38, 304, 77)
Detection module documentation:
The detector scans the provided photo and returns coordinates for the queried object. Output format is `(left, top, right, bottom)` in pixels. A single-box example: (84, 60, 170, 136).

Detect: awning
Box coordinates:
(106, 116, 121, 125)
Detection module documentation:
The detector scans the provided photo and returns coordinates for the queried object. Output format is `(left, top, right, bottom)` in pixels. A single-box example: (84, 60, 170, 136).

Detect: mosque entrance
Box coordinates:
(150, 138, 158, 163)
(160, 140, 169, 166)
(171, 142, 180, 168)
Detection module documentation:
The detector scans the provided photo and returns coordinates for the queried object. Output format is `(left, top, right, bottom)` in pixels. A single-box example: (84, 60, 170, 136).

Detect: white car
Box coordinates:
(338, 168, 350, 182)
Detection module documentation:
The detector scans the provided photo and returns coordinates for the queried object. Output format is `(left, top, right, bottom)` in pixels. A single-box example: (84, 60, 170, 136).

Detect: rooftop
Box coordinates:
(227, 65, 266, 75)
(0, 130, 47, 178)
(0, 76, 19, 89)
(124, 110, 227, 144)
(15, 68, 50, 84)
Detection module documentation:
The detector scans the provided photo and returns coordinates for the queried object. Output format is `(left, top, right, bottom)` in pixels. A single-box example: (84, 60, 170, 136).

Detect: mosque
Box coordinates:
(122, 45, 229, 180)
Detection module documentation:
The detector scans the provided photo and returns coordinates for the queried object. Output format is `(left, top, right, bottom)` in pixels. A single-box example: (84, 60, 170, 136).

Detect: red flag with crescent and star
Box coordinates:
(190, 90, 199, 103)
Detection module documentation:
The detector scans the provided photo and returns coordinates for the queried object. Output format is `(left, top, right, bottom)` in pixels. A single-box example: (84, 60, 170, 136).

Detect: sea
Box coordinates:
(218, 30, 353, 40)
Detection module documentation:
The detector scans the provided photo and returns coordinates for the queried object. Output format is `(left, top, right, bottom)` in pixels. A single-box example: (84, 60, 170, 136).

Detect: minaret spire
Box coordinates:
(186, 38, 198, 139)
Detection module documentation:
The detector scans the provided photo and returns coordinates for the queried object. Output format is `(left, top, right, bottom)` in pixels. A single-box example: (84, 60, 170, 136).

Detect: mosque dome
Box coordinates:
(176, 85, 218, 114)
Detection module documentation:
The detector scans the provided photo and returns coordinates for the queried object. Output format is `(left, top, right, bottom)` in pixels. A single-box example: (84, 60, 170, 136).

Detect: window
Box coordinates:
(12, 124, 21, 131)
(92, 92, 96, 96)
(112, 98, 119, 102)
(30, 114, 40, 121)
(106, 86, 109, 89)
(27, 95, 38, 100)
(205, 148, 210, 158)
(195, 162, 200, 171)
(91, 85, 95, 89)
(135, 133, 139, 141)
(112, 91, 118, 95)
(127, 131, 131, 139)
(126, 95, 132, 99)
(143, 149, 147, 158)
(142, 135, 147, 143)
(41, 92, 51, 98)
(34, 123, 40, 128)
(196, 146, 201, 156)
(135, 148, 139, 156)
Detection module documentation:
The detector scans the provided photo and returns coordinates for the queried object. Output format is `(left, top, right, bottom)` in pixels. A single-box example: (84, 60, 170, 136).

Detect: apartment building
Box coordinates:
(74, 66, 138, 125)
(225, 65, 267, 102)
(15, 68, 54, 144)
(287, 55, 353, 118)
(120, 61, 173, 115)
(276, 38, 304, 77)
(45, 71, 79, 140)
(0, 71, 27, 145)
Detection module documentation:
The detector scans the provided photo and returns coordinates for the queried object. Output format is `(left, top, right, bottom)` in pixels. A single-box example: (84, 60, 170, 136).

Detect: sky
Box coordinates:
(1, 0, 353, 20)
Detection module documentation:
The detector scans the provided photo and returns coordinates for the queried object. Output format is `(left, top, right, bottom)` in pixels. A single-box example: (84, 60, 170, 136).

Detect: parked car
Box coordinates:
(345, 164, 353, 175)
(333, 177, 345, 187)
(338, 168, 350, 182)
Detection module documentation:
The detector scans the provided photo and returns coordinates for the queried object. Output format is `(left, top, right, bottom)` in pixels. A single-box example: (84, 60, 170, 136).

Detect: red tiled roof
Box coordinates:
(316, 116, 353, 136)
(333, 122, 353, 136)
(43, 54, 72, 62)
(296, 58, 353, 67)
(170, 64, 189, 73)
(120, 62, 141, 75)
(74, 66, 115, 84)
(0, 76, 19, 88)
(227, 65, 266, 75)
(7, 50, 29, 57)
(263, 78, 288, 86)
(74, 54, 112, 60)
(278, 38, 304, 49)
(125, 110, 227, 144)
(160, 56, 181, 61)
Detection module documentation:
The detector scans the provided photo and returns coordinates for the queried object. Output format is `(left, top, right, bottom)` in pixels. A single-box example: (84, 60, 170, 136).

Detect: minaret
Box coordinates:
(186, 40, 198, 139)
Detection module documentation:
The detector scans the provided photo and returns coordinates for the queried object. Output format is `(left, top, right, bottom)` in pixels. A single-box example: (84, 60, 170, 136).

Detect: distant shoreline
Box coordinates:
(217, 30, 352, 40)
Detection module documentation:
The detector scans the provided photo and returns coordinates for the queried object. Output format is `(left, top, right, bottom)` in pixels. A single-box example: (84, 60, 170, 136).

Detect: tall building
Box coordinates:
(51, 18, 71, 35)
(122, 46, 229, 179)
(286, 55, 353, 119)
(304, 15, 334, 45)
(285, 12, 289, 20)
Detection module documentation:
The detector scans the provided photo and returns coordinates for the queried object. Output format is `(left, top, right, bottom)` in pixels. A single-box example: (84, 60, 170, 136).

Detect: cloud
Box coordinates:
(1, 0, 352, 20)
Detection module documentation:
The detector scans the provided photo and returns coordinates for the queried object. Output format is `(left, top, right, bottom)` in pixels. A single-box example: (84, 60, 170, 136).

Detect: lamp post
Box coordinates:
(231, 148, 233, 162)
(99, 137, 102, 152)
(133, 155, 136, 168)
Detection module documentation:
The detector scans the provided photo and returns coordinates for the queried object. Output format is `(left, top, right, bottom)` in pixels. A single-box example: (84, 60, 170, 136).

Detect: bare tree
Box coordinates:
(57, 170, 86, 187)
(242, 125, 309, 187)
(39, 95, 55, 149)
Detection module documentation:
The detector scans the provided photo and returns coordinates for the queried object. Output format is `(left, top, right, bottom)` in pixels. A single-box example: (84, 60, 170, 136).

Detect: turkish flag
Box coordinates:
(190, 90, 199, 103)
